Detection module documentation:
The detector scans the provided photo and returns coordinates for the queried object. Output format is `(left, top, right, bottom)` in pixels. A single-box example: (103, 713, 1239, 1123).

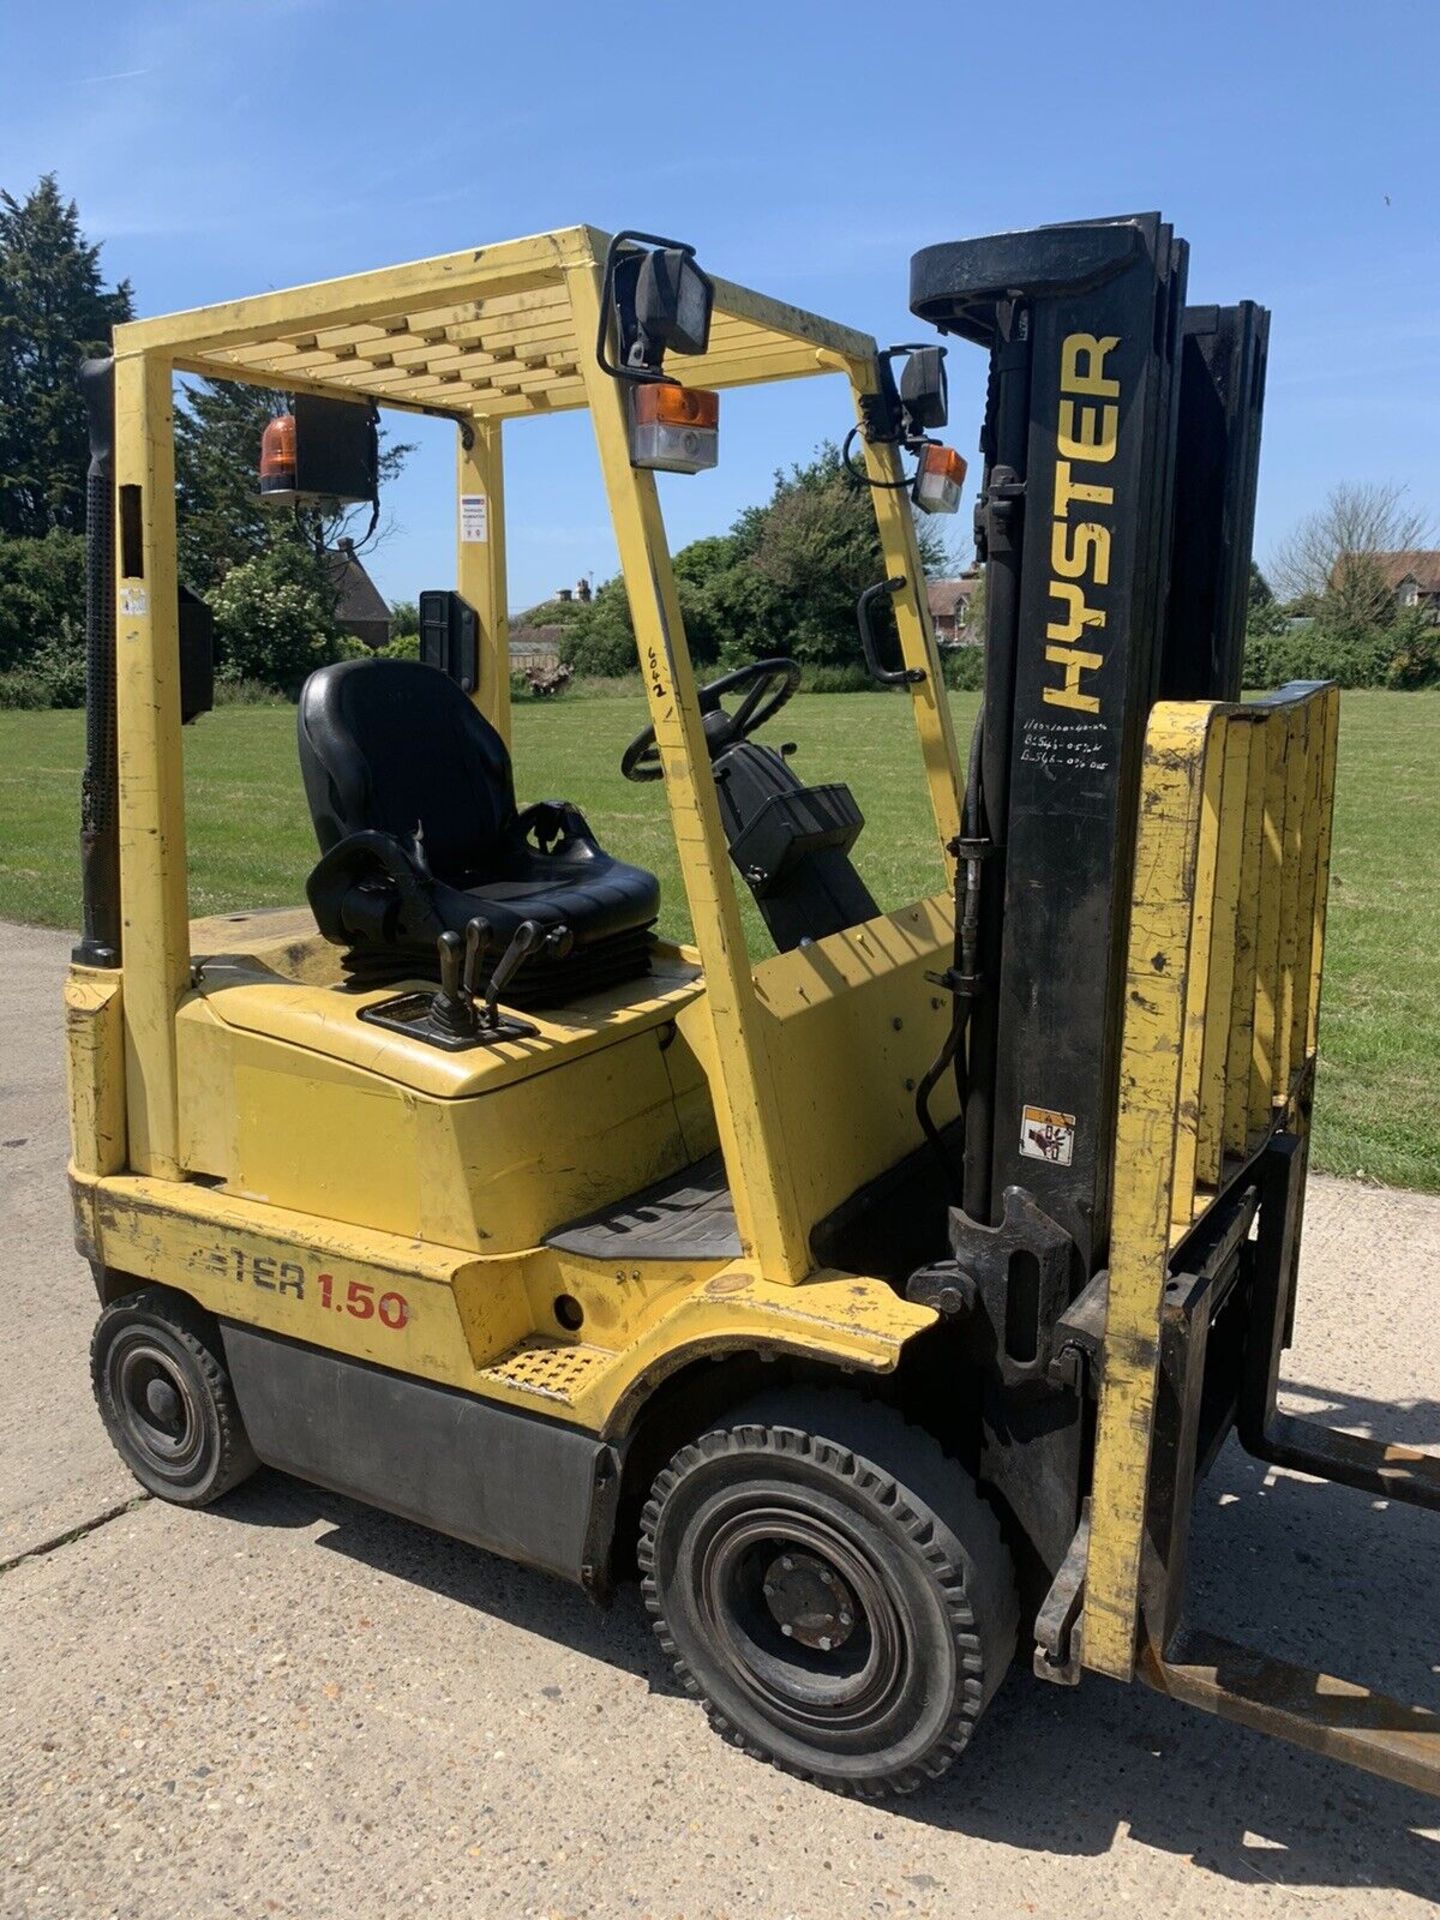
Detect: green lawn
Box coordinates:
(2, 690, 1435, 1191)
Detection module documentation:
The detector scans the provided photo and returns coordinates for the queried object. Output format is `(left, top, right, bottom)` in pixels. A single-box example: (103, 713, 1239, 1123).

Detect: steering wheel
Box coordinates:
(621, 657, 803, 783)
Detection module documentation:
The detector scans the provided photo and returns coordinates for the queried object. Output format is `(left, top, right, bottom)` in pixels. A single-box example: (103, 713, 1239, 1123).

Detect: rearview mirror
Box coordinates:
(598, 231, 715, 383)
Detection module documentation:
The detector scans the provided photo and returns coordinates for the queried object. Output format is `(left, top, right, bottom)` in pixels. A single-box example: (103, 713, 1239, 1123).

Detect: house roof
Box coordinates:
(324, 538, 390, 626)
(1374, 551, 1440, 594)
(927, 574, 980, 619)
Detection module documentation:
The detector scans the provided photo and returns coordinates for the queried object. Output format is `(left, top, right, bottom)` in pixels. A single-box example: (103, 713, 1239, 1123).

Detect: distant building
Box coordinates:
(1375, 551, 1440, 621)
(509, 624, 564, 672)
(509, 579, 591, 669)
(927, 570, 981, 644)
(324, 538, 391, 650)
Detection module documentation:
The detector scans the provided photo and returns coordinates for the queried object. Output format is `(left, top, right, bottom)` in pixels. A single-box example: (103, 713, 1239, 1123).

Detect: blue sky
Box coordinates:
(3, 0, 1436, 613)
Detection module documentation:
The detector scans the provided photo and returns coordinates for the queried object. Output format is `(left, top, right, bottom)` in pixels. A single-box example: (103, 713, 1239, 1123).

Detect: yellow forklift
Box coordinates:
(67, 218, 1439, 1799)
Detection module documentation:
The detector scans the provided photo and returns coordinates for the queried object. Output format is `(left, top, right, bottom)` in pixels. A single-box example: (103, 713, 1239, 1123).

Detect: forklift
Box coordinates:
(67, 217, 1439, 1799)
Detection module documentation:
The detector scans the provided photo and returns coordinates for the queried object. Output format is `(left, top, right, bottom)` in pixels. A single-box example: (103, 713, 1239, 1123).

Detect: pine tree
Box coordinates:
(174, 379, 285, 590)
(0, 175, 133, 537)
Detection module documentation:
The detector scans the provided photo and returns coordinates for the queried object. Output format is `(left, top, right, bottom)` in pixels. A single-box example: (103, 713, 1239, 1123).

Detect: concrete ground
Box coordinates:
(2, 917, 1437, 1920)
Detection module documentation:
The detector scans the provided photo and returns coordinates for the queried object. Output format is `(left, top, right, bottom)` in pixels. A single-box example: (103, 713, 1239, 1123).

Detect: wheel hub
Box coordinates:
(145, 1377, 182, 1425)
(761, 1549, 857, 1652)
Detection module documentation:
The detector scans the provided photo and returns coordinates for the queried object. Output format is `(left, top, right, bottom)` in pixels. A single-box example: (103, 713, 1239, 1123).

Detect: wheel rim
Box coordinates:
(109, 1333, 207, 1484)
(692, 1492, 912, 1740)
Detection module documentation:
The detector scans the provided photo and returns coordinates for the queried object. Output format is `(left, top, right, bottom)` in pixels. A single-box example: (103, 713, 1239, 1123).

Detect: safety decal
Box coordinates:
(460, 492, 488, 543)
(1020, 1104, 1076, 1166)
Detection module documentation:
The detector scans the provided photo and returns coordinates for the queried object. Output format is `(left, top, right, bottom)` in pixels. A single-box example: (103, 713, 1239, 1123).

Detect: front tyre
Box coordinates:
(91, 1288, 258, 1507)
(638, 1390, 1017, 1797)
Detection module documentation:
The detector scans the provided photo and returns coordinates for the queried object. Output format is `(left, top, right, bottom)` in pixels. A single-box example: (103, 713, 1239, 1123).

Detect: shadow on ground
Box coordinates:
(211, 1373, 1440, 1909)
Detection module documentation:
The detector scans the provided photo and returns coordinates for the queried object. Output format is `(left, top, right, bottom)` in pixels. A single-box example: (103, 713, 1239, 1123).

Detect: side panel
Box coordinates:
(74, 1172, 933, 1432)
(748, 896, 958, 1236)
(222, 1323, 613, 1586)
(65, 968, 127, 1177)
(175, 1004, 705, 1256)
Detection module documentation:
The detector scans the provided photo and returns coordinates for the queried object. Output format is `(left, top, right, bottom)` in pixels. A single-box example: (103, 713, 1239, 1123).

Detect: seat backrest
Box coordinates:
(297, 658, 516, 879)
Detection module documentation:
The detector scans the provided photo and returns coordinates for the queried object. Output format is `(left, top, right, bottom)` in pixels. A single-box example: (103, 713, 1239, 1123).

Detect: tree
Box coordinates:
(0, 176, 133, 538)
(0, 526, 85, 671)
(1270, 482, 1433, 622)
(174, 380, 286, 590)
(174, 378, 415, 593)
(561, 444, 954, 677)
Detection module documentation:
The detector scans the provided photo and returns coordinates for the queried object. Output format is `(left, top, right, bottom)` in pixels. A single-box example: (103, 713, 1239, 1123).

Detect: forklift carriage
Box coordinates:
(67, 218, 1439, 1799)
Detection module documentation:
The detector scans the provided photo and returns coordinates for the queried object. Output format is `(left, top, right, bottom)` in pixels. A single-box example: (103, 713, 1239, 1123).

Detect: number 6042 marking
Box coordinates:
(316, 1273, 409, 1330)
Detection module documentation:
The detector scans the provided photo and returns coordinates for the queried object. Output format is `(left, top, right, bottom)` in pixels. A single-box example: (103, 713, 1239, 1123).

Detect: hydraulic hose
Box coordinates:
(915, 705, 987, 1203)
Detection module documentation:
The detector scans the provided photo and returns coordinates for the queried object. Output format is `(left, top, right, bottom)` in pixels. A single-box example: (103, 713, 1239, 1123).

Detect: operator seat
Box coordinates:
(297, 658, 660, 1001)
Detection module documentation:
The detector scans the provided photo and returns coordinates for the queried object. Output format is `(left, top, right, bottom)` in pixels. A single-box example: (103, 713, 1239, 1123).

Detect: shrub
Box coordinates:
(1382, 609, 1440, 689)
(0, 664, 52, 708)
(210, 541, 344, 695)
(1246, 616, 1398, 690)
(338, 628, 421, 664)
(0, 528, 86, 671)
(803, 664, 873, 694)
(211, 677, 292, 708)
(941, 646, 985, 692)
(0, 619, 86, 707)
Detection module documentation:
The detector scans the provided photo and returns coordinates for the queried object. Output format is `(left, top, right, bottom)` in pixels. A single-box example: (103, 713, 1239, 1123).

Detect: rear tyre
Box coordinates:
(91, 1288, 258, 1507)
(638, 1389, 1017, 1797)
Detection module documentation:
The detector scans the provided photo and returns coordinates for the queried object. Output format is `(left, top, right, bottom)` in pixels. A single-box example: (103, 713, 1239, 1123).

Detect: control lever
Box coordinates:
(481, 919, 574, 1029)
(431, 929, 476, 1039)
(462, 915, 492, 1003)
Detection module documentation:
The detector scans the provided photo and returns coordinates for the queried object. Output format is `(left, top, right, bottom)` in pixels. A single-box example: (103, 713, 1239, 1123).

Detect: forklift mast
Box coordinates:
(910, 215, 1267, 1279)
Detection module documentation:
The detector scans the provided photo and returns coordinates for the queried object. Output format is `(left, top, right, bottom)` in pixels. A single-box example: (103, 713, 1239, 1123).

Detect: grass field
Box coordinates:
(1, 689, 1436, 1191)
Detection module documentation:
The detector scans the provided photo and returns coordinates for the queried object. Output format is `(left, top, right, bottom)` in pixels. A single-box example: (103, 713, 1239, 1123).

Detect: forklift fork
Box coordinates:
(1239, 1133, 1440, 1513)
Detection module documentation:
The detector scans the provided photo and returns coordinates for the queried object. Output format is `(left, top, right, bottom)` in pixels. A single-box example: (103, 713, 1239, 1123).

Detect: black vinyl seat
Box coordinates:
(297, 658, 660, 998)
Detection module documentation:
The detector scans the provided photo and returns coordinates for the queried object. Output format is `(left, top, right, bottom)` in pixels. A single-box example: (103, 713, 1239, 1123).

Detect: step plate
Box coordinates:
(545, 1151, 741, 1262)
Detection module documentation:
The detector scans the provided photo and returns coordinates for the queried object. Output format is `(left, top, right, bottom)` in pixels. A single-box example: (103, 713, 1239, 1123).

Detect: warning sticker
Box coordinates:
(460, 493, 488, 543)
(1020, 1104, 1076, 1167)
(120, 587, 148, 618)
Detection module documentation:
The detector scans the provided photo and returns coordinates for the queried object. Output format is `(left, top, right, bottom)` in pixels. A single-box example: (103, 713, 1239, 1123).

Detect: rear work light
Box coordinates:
(912, 442, 967, 515)
(627, 383, 719, 474)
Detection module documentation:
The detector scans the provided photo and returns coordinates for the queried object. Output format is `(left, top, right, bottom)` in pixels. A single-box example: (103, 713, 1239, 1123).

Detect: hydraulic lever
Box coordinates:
(479, 920, 574, 1030)
(357, 916, 572, 1051)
